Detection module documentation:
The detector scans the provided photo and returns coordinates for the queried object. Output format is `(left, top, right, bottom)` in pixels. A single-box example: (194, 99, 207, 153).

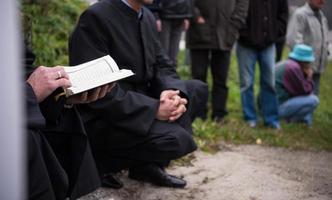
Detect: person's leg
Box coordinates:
(159, 19, 171, 56)
(28, 131, 68, 200)
(126, 120, 196, 188)
(168, 19, 183, 66)
(236, 43, 258, 125)
(275, 38, 285, 62)
(210, 49, 231, 120)
(191, 49, 209, 82)
(279, 95, 319, 126)
(86, 117, 197, 188)
(313, 73, 321, 96)
(257, 44, 280, 128)
(190, 49, 210, 119)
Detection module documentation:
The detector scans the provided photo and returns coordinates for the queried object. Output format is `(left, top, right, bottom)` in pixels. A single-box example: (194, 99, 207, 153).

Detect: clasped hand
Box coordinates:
(156, 90, 188, 122)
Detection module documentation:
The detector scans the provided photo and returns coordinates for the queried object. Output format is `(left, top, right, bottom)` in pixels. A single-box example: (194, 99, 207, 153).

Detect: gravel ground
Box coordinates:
(79, 144, 332, 200)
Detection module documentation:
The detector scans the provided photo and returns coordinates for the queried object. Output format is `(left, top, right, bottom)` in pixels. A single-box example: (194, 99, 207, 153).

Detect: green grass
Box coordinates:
(177, 50, 332, 151)
(24, 0, 331, 151)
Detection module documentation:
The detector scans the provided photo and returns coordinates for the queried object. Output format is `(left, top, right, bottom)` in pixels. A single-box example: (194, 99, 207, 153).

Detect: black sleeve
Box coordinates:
(26, 83, 45, 129)
(230, 0, 249, 29)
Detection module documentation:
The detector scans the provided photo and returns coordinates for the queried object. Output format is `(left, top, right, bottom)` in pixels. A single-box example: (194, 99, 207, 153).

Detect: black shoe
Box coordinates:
(128, 164, 186, 188)
(213, 116, 224, 124)
(102, 173, 123, 189)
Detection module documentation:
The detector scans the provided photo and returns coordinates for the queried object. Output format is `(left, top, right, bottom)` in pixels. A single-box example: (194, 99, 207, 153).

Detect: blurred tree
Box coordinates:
(21, 0, 88, 66)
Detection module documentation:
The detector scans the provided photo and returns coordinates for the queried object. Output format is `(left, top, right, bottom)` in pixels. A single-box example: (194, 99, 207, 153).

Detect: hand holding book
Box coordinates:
(63, 55, 134, 97)
(66, 83, 116, 105)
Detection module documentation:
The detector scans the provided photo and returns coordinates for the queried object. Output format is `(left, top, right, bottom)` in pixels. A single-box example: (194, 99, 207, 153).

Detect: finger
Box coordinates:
(79, 92, 88, 103)
(107, 82, 116, 92)
(87, 87, 101, 102)
(161, 90, 179, 101)
(169, 113, 182, 122)
(171, 104, 186, 116)
(99, 85, 108, 99)
(172, 95, 181, 105)
(54, 78, 71, 89)
(52, 66, 69, 79)
(179, 98, 188, 105)
(169, 107, 185, 121)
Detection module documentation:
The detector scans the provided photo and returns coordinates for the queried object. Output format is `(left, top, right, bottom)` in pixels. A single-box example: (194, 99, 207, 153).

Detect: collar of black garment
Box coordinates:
(106, 0, 143, 20)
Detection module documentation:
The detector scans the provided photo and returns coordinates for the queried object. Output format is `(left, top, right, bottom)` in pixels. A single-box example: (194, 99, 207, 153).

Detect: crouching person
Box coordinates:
(25, 45, 114, 199)
(69, 0, 208, 189)
(275, 44, 319, 126)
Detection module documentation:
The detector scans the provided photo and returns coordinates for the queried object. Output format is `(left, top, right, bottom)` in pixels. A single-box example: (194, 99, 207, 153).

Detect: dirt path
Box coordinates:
(80, 145, 332, 200)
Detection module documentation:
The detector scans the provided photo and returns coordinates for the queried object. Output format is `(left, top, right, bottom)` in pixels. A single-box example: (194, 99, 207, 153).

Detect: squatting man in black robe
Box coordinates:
(25, 46, 114, 199)
(69, 0, 208, 188)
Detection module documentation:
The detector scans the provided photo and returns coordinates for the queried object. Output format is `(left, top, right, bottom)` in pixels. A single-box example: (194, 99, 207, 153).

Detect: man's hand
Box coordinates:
(27, 66, 71, 103)
(169, 99, 187, 121)
(196, 16, 206, 24)
(183, 19, 190, 31)
(303, 66, 313, 78)
(156, 19, 162, 32)
(156, 90, 188, 121)
(67, 83, 116, 104)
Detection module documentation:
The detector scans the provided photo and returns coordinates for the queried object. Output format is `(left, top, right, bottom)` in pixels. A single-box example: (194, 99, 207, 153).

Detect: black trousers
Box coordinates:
(28, 115, 100, 200)
(28, 131, 68, 200)
(190, 49, 230, 119)
(86, 80, 208, 174)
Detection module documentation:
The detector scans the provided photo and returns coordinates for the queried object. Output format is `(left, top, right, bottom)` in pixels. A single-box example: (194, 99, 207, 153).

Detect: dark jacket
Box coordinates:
(187, 0, 249, 50)
(146, 0, 193, 20)
(145, 0, 161, 13)
(238, 0, 289, 50)
(159, 0, 194, 19)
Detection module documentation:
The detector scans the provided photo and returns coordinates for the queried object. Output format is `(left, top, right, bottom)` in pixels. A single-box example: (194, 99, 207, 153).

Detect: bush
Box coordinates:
(21, 0, 88, 66)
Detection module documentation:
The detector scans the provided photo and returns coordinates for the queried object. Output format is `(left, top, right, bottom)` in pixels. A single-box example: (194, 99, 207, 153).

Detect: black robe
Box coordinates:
(26, 47, 100, 200)
(69, 0, 208, 173)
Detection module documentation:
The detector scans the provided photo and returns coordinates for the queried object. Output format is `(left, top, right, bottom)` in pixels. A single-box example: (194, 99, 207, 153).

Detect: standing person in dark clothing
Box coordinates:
(275, 44, 319, 126)
(156, 0, 193, 66)
(187, 0, 249, 121)
(236, 0, 288, 129)
(69, 0, 208, 189)
(25, 45, 113, 199)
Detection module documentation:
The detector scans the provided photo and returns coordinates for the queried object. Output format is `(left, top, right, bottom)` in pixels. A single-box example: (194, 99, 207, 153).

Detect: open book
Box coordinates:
(63, 55, 134, 97)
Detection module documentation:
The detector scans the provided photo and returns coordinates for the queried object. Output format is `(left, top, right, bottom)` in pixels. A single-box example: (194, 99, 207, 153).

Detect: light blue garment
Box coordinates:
(278, 95, 319, 126)
(236, 43, 280, 128)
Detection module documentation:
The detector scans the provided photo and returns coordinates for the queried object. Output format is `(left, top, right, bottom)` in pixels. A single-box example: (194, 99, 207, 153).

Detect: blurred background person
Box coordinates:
(150, 0, 194, 66)
(275, 44, 319, 127)
(236, 0, 288, 129)
(287, 0, 329, 96)
(186, 0, 249, 121)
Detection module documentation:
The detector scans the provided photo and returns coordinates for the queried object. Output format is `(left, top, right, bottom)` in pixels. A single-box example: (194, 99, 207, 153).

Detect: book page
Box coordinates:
(63, 55, 134, 96)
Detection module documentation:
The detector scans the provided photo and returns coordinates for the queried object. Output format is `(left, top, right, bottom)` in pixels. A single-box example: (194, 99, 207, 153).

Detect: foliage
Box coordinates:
(21, 0, 88, 66)
(177, 50, 332, 151)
